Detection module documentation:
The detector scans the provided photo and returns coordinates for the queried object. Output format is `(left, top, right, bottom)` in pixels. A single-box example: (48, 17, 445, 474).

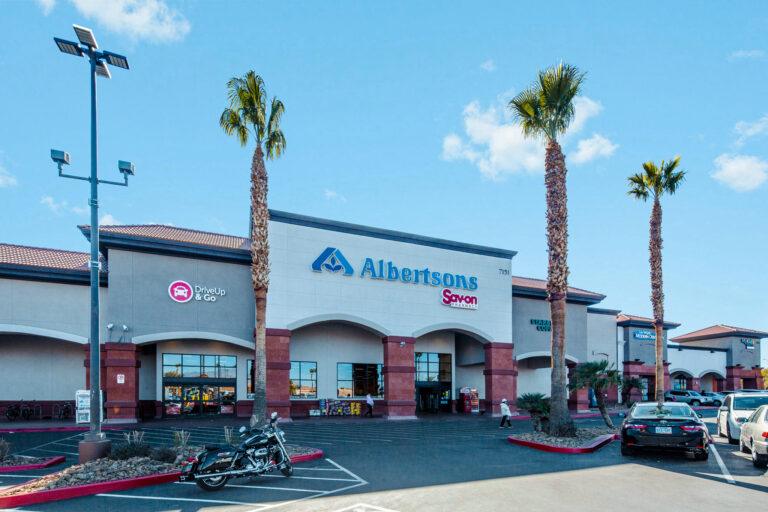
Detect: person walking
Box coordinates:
(499, 398, 512, 428)
(365, 393, 374, 417)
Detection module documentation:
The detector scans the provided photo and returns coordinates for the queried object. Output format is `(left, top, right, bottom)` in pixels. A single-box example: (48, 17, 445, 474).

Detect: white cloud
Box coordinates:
(99, 213, 121, 225)
(36, 0, 56, 15)
(70, 0, 190, 43)
(571, 133, 618, 164)
(711, 154, 768, 192)
(324, 189, 347, 203)
(480, 59, 496, 72)
(0, 166, 17, 188)
(441, 95, 612, 179)
(71, 205, 89, 215)
(41, 195, 67, 214)
(734, 114, 768, 147)
(728, 49, 766, 61)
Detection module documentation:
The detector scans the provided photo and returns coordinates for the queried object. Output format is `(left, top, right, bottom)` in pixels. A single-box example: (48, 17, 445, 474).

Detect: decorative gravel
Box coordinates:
(0, 455, 47, 467)
(512, 427, 617, 448)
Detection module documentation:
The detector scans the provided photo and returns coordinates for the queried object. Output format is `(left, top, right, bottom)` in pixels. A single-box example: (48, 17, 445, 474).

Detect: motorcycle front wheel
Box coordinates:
(195, 474, 229, 491)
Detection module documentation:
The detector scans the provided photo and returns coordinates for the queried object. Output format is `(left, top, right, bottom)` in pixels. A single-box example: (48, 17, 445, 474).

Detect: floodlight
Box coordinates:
(50, 149, 70, 165)
(73, 24, 98, 49)
(118, 160, 135, 176)
(94, 60, 111, 79)
(54, 37, 83, 57)
(103, 51, 129, 70)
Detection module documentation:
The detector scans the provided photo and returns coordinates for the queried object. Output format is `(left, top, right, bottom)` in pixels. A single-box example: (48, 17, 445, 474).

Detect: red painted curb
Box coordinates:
(507, 433, 619, 454)
(0, 471, 181, 509)
(0, 426, 123, 434)
(0, 456, 66, 473)
(289, 449, 324, 463)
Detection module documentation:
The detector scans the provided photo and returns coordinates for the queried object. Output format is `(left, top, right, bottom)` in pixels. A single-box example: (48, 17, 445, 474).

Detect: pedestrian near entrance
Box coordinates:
(499, 398, 512, 428)
(365, 393, 374, 417)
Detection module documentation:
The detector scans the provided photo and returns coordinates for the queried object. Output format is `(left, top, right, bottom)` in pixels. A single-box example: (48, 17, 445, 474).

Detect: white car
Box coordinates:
(717, 392, 768, 445)
(738, 404, 768, 468)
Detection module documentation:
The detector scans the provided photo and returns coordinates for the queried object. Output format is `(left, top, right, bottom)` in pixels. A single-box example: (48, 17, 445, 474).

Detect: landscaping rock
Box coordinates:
(0, 455, 46, 467)
(512, 427, 617, 448)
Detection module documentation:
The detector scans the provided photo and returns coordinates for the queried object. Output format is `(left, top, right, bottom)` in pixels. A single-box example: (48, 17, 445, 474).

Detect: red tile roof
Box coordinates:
(511, 276, 605, 300)
(671, 324, 768, 342)
(0, 243, 89, 272)
(81, 224, 249, 251)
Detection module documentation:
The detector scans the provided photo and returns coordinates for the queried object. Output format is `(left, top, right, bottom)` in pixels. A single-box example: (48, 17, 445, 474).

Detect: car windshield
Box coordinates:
(733, 396, 768, 410)
(687, 391, 702, 396)
(633, 404, 694, 417)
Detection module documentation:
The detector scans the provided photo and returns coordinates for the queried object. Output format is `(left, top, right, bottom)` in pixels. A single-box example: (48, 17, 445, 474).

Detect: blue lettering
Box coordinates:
(442, 273, 455, 287)
(430, 272, 441, 286)
(386, 261, 399, 281)
(468, 276, 478, 290)
(360, 258, 378, 279)
(422, 268, 430, 285)
(377, 259, 384, 277)
(455, 275, 467, 290)
(401, 268, 412, 283)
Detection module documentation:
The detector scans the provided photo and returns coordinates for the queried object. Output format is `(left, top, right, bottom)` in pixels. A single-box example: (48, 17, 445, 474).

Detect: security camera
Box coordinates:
(121, 325, 128, 332)
(50, 149, 70, 166)
(118, 160, 135, 176)
(107, 323, 114, 330)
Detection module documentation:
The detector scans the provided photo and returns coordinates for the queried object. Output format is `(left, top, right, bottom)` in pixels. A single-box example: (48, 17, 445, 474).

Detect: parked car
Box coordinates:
(664, 390, 714, 406)
(717, 392, 768, 445)
(621, 402, 709, 460)
(700, 391, 725, 407)
(738, 405, 768, 468)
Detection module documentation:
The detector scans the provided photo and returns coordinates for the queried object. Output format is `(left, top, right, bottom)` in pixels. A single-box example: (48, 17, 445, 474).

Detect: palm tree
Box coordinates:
(568, 360, 620, 428)
(509, 63, 585, 436)
(220, 71, 286, 426)
(627, 157, 685, 408)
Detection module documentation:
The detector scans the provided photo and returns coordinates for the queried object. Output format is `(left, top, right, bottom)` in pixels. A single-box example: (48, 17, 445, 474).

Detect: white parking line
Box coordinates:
(326, 458, 369, 484)
(97, 492, 268, 507)
(260, 474, 358, 482)
(27, 447, 78, 456)
(709, 444, 736, 484)
(176, 481, 325, 493)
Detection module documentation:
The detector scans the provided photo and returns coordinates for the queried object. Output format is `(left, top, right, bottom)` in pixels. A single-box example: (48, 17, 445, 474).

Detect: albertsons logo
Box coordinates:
(312, 247, 354, 276)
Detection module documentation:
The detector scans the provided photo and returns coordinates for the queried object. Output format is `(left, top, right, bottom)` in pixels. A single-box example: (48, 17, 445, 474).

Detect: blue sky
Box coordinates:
(1, 1, 767, 362)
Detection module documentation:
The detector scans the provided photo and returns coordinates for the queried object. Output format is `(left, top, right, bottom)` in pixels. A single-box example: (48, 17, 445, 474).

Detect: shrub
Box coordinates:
(123, 430, 145, 445)
(150, 447, 178, 463)
(0, 438, 10, 461)
(173, 430, 190, 450)
(516, 393, 551, 432)
(109, 442, 151, 460)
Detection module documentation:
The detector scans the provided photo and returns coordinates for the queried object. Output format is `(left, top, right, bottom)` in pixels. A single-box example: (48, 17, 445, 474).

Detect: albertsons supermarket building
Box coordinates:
(0, 211, 764, 421)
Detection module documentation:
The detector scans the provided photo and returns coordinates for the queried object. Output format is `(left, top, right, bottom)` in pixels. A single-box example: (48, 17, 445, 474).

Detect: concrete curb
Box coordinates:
(0, 456, 66, 473)
(0, 448, 325, 508)
(507, 433, 619, 454)
(0, 426, 123, 434)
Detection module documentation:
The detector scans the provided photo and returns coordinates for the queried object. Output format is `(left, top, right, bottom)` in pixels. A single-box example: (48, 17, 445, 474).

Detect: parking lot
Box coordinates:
(1, 411, 766, 511)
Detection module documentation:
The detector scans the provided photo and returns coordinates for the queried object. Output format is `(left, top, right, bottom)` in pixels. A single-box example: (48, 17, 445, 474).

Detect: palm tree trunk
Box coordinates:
(594, 387, 614, 428)
(250, 145, 270, 426)
(649, 197, 665, 407)
(544, 139, 576, 437)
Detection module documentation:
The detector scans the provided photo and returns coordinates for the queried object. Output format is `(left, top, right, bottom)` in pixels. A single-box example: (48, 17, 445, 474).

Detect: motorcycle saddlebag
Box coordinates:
(197, 449, 236, 473)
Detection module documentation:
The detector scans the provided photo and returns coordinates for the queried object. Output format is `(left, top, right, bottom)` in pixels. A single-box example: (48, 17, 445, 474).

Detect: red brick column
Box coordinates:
(382, 336, 416, 419)
(483, 342, 516, 416)
(689, 377, 701, 392)
(265, 328, 292, 420)
(567, 362, 591, 413)
(725, 366, 744, 391)
(85, 343, 140, 422)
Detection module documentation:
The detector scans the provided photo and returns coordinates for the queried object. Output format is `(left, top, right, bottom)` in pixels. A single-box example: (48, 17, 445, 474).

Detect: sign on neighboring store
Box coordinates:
(740, 338, 755, 350)
(633, 330, 656, 340)
(530, 319, 551, 332)
(168, 280, 226, 303)
(441, 288, 478, 310)
(75, 390, 102, 424)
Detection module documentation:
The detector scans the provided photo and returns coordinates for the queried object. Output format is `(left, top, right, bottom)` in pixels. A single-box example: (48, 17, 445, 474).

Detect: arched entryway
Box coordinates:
(670, 369, 694, 391)
(516, 351, 579, 397)
(699, 370, 725, 393)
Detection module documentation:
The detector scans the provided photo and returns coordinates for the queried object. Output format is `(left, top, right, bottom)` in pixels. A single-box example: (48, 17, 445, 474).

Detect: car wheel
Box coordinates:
(727, 423, 738, 445)
(694, 449, 709, 461)
(717, 416, 725, 438)
(752, 444, 768, 468)
(739, 437, 748, 453)
(713, 400, 722, 407)
(620, 444, 635, 456)
(690, 400, 700, 407)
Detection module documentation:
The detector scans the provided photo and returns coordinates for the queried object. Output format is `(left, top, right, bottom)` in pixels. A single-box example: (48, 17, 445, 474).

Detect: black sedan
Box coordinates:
(621, 402, 710, 460)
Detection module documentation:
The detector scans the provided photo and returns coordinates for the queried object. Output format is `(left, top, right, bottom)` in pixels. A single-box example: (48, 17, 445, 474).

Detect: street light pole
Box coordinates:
(52, 25, 133, 462)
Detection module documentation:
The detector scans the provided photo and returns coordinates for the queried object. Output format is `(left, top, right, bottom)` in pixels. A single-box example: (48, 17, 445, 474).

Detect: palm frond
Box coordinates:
(627, 172, 650, 201)
(538, 62, 585, 138)
(661, 156, 686, 195)
(509, 87, 546, 139)
(220, 108, 250, 146)
(265, 129, 286, 160)
(267, 97, 285, 139)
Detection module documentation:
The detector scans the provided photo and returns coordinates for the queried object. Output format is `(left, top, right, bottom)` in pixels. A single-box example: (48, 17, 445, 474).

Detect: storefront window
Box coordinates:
(290, 361, 318, 398)
(337, 363, 383, 398)
(415, 352, 451, 383)
(163, 353, 236, 379)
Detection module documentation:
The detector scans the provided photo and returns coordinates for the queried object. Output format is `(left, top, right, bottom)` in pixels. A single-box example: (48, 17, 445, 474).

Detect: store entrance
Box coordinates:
(415, 351, 452, 414)
(163, 384, 236, 417)
(416, 383, 451, 414)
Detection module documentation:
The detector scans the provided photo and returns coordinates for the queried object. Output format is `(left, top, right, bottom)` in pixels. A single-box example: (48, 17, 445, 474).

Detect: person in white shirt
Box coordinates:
(365, 393, 374, 417)
(499, 398, 512, 428)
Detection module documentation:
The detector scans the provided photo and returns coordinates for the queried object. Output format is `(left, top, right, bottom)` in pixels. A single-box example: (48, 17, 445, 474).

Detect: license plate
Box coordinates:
(655, 427, 672, 434)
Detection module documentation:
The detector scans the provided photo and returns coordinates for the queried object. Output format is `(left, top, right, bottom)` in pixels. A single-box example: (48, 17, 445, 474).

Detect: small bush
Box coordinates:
(173, 430, 190, 450)
(0, 438, 10, 461)
(109, 442, 151, 460)
(150, 447, 178, 463)
(516, 393, 551, 432)
(123, 430, 145, 445)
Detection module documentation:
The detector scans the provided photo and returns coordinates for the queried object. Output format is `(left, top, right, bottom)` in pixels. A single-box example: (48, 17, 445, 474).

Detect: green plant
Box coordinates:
(173, 430, 190, 450)
(150, 447, 178, 464)
(516, 393, 551, 432)
(123, 430, 145, 445)
(621, 376, 646, 407)
(109, 442, 151, 460)
(0, 438, 10, 461)
(569, 360, 621, 428)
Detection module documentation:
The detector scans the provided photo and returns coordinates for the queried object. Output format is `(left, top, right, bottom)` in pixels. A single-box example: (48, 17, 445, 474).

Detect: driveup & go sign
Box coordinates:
(168, 280, 226, 303)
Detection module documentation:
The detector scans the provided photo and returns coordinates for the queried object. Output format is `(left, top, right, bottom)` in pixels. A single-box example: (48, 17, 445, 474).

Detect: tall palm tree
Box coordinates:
(220, 71, 286, 426)
(509, 63, 585, 436)
(627, 157, 685, 408)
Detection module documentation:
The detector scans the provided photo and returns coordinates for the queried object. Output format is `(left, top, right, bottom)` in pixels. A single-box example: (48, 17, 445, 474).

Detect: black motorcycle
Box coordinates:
(180, 412, 293, 491)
